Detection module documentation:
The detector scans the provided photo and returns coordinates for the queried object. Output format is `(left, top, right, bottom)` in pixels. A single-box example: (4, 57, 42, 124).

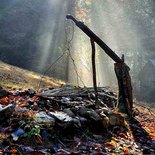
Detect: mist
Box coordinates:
(69, 0, 155, 101)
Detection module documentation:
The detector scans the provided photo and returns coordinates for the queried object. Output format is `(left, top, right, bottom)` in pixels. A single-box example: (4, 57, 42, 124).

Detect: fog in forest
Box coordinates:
(0, 0, 155, 102)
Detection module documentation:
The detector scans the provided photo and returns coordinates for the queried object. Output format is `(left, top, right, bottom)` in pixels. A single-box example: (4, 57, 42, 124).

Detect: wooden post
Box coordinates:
(114, 55, 133, 116)
(90, 38, 98, 105)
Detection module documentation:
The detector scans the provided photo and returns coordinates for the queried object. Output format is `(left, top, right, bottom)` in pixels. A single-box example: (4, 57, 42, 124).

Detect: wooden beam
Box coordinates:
(66, 15, 123, 64)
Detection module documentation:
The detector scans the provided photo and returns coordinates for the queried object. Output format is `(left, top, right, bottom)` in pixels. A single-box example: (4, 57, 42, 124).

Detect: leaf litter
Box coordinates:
(0, 85, 154, 155)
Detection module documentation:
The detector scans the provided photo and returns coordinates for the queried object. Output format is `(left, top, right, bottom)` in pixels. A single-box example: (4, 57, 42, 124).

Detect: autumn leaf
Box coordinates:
(122, 147, 129, 155)
(105, 141, 116, 148)
(119, 133, 128, 139)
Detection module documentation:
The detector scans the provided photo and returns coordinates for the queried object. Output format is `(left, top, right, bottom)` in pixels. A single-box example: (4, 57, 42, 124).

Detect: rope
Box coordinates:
(38, 19, 86, 90)
(65, 19, 86, 87)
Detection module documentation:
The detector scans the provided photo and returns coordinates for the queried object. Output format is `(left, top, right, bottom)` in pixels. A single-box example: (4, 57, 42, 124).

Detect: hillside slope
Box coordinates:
(0, 61, 64, 90)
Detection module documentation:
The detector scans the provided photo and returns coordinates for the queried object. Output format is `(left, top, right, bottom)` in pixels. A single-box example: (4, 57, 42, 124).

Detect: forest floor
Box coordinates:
(0, 62, 155, 155)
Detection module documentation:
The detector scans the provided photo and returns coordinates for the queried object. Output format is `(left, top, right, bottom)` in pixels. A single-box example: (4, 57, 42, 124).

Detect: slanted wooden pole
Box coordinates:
(66, 15, 123, 63)
(90, 38, 98, 105)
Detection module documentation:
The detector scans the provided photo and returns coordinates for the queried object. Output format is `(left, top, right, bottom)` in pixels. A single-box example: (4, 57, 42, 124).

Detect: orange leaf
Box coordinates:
(122, 147, 129, 155)
(0, 97, 8, 103)
(151, 136, 155, 140)
(119, 132, 128, 139)
(105, 142, 115, 148)
(10, 149, 17, 153)
(112, 137, 120, 142)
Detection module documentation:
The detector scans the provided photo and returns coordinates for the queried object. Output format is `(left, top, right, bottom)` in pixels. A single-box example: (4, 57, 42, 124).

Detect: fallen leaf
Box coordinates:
(119, 132, 128, 139)
(112, 137, 120, 143)
(122, 147, 129, 154)
(105, 142, 115, 148)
